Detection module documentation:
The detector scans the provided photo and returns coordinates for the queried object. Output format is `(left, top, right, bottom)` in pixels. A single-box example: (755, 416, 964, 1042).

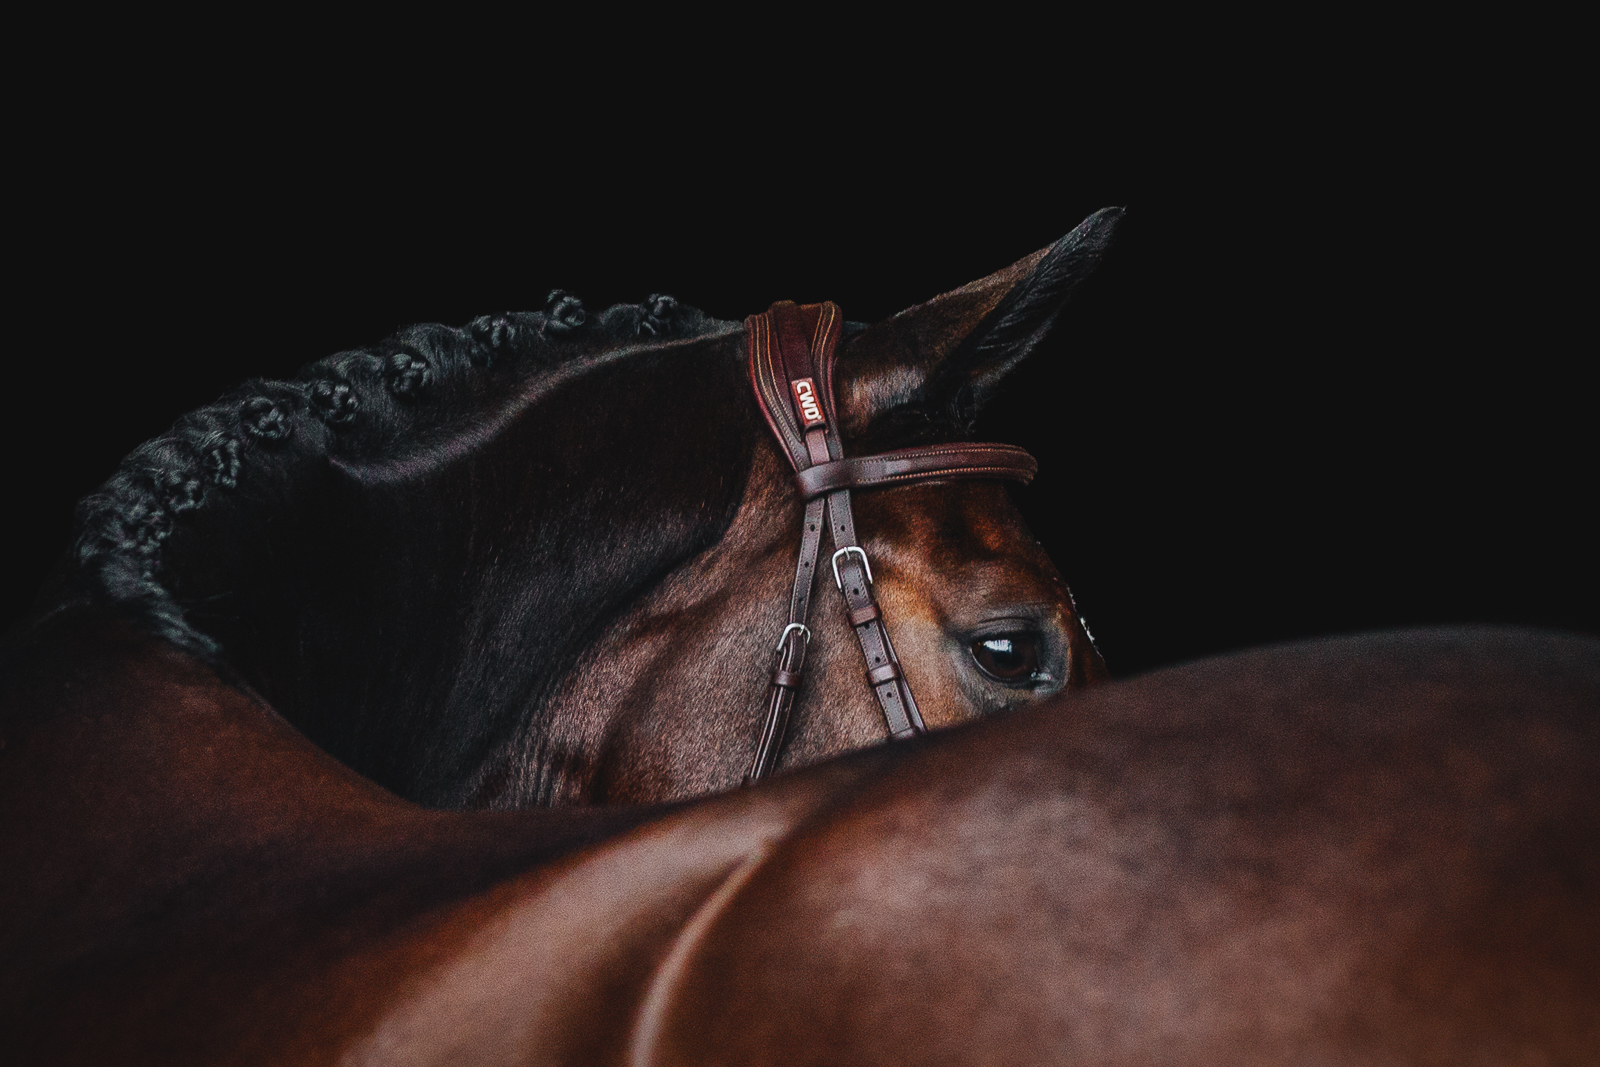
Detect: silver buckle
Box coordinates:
(831, 546, 873, 591)
(774, 622, 811, 652)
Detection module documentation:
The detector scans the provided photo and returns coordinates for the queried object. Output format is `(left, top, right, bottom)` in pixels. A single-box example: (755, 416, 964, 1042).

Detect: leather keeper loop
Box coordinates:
(771, 668, 802, 690)
(867, 662, 901, 686)
(849, 603, 882, 627)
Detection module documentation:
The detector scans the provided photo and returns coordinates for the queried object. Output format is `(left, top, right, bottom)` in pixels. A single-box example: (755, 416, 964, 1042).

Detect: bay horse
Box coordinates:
(3, 208, 1596, 1064)
(21, 209, 1118, 810)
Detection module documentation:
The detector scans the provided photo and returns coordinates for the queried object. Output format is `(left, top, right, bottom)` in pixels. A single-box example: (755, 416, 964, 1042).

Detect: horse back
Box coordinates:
(4, 620, 1597, 1064)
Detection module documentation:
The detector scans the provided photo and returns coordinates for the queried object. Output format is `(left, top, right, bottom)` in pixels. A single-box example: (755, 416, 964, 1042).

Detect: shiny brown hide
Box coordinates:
(4, 616, 1595, 1064)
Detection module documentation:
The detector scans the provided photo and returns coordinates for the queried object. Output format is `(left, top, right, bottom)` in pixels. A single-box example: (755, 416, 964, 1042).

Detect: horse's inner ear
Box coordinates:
(835, 207, 1123, 443)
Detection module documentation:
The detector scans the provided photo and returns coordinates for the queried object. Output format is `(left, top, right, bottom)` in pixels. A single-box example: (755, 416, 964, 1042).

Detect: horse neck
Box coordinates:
(173, 331, 758, 808)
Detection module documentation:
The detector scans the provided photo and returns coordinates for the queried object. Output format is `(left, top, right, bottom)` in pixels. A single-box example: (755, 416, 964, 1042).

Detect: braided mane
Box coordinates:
(61, 292, 725, 661)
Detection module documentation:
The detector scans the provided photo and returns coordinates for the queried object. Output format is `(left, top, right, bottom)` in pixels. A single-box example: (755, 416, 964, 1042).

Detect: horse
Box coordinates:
(17, 209, 1118, 810)
(3, 207, 1596, 1064)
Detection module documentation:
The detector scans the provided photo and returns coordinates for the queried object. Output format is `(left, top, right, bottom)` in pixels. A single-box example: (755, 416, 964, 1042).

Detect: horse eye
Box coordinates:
(970, 634, 1040, 684)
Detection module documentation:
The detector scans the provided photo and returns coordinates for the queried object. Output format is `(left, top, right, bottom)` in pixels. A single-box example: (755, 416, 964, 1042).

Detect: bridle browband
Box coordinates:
(744, 300, 1038, 783)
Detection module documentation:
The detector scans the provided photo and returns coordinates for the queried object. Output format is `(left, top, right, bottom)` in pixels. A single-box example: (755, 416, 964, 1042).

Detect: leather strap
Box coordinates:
(745, 302, 838, 782)
(824, 484, 923, 739)
(743, 300, 1039, 782)
(747, 301, 825, 471)
(746, 495, 825, 780)
(796, 444, 1036, 499)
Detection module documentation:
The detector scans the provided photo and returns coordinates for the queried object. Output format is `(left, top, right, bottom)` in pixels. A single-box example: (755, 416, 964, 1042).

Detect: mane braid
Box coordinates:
(52, 294, 717, 664)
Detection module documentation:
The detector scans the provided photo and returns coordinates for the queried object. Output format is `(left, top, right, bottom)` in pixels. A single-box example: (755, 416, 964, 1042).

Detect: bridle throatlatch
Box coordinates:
(744, 300, 1038, 783)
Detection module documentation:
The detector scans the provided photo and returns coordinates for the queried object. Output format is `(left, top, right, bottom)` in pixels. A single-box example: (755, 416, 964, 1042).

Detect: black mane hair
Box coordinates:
(29, 291, 755, 805)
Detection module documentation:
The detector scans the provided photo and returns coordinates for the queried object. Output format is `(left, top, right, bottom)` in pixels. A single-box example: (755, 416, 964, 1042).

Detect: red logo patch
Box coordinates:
(790, 378, 825, 428)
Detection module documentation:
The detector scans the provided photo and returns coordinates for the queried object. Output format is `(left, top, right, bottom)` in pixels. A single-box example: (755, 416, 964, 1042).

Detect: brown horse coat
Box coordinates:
(4, 615, 1595, 1064)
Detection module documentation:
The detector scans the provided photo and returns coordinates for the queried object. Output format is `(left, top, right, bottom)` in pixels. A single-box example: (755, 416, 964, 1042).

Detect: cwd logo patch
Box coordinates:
(790, 378, 826, 428)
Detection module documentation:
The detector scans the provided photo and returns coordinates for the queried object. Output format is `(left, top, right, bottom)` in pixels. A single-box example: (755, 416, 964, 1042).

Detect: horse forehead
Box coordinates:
(855, 481, 1042, 562)
(852, 482, 1063, 606)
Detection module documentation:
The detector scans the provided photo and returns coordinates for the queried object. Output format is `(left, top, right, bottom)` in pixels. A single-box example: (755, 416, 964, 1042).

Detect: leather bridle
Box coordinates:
(744, 300, 1038, 783)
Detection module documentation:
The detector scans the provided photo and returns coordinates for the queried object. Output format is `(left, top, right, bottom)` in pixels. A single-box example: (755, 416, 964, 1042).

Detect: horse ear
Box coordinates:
(836, 206, 1123, 438)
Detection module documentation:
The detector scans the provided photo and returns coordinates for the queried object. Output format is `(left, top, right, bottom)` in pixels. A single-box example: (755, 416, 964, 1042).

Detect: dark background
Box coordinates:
(8, 103, 1592, 677)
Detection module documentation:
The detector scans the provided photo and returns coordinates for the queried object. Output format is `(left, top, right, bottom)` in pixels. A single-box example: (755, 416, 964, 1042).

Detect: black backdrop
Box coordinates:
(8, 122, 1592, 677)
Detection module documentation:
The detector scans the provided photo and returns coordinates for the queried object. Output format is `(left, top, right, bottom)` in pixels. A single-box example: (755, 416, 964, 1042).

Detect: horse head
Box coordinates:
(56, 208, 1122, 808)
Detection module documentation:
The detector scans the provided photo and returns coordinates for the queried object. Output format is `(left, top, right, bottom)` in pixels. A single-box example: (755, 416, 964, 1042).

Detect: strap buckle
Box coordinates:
(831, 546, 874, 591)
(774, 622, 811, 652)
